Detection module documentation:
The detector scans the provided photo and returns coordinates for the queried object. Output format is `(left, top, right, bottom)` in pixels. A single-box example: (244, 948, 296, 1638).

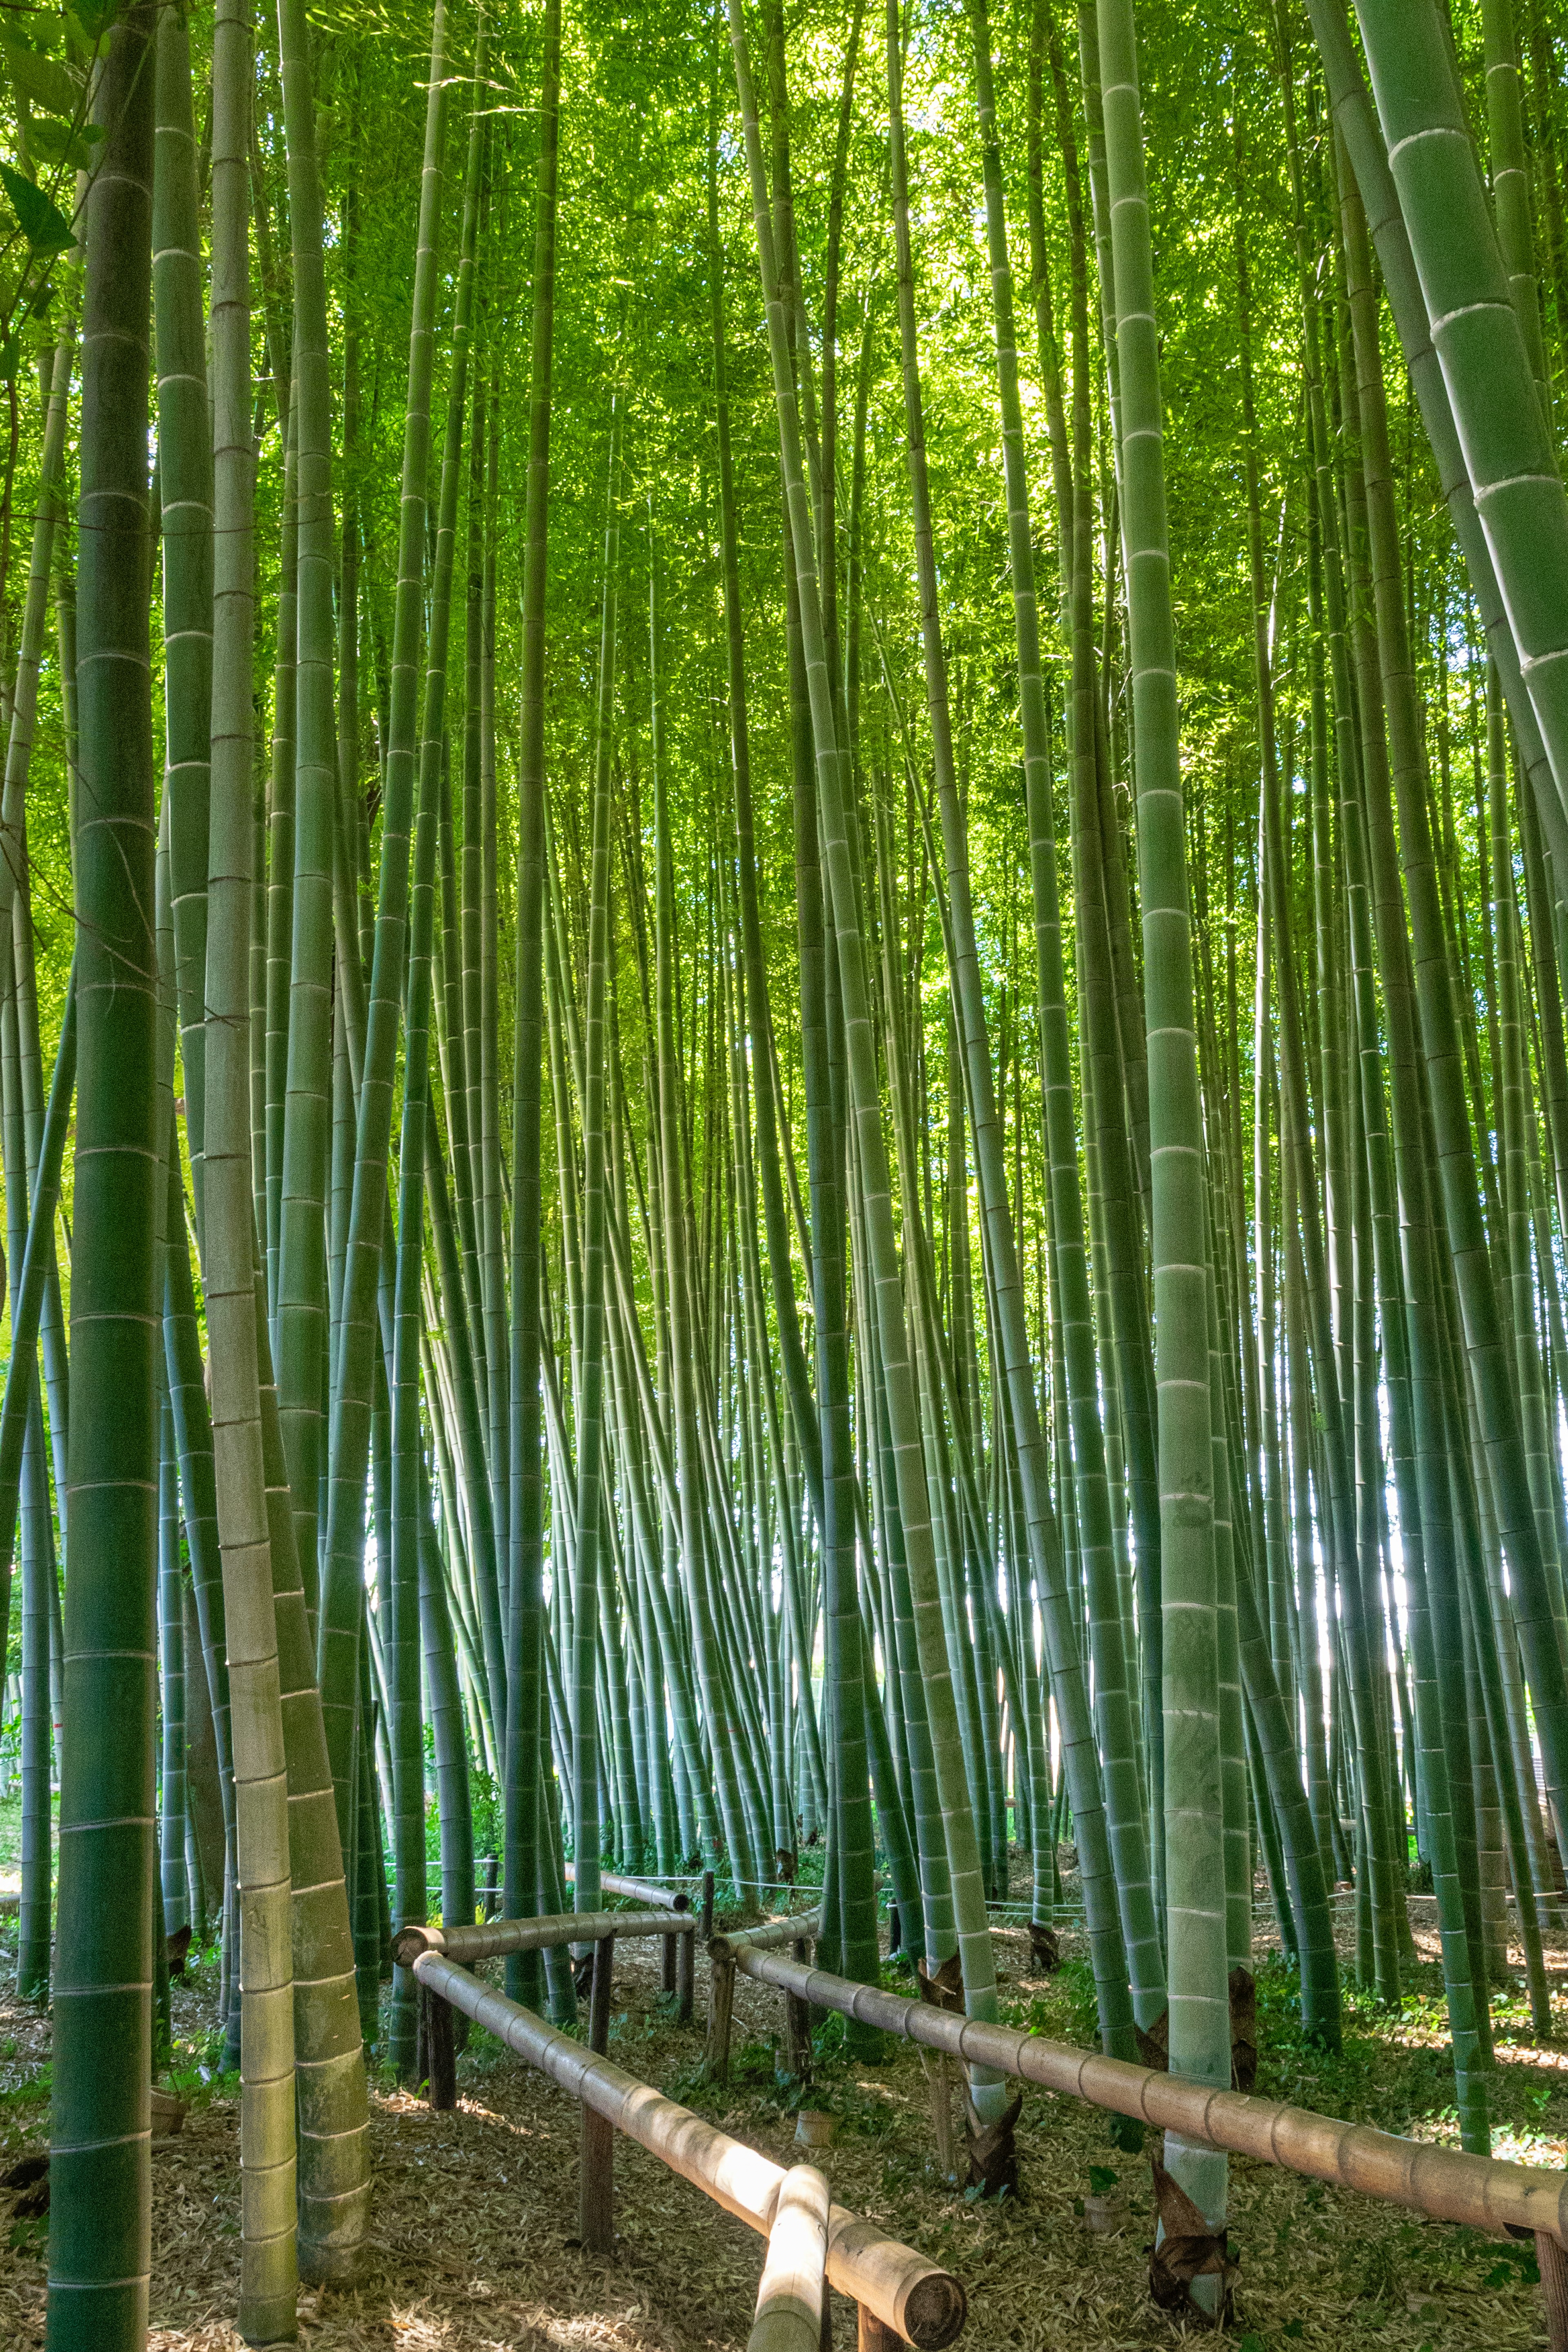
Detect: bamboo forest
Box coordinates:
(17, 0, 1568, 2346)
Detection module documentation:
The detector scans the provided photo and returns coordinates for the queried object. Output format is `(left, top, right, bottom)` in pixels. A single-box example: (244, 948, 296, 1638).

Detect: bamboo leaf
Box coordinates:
(27, 116, 95, 172)
(72, 1, 124, 39)
(0, 164, 74, 254)
(1, 42, 83, 120)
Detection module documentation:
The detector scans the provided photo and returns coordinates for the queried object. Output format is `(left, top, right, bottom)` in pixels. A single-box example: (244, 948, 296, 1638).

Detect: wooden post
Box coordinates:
(414, 1980, 429, 2091)
(856, 2305, 902, 2349)
(706, 1951, 736, 2084)
(662, 1924, 677, 1996)
(677, 1921, 695, 2023)
(427, 1983, 457, 2111)
(580, 1936, 616, 2251)
(784, 1937, 812, 2084)
(1540, 2232, 1568, 2352)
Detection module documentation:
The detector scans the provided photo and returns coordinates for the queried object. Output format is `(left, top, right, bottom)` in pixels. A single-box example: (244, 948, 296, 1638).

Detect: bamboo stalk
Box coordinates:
(748, 2164, 829, 2352)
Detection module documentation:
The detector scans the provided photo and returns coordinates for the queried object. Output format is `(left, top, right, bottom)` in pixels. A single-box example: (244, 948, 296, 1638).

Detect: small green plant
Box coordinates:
(1087, 2164, 1119, 2197)
(1059, 1958, 1099, 2037)
(1482, 2240, 1540, 2291)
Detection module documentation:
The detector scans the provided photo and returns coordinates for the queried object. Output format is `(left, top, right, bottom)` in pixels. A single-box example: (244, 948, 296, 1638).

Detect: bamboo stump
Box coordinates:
(1540, 2232, 1568, 2352)
(580, 1936, 616, 2252)
(427, 1984, 457, 2111)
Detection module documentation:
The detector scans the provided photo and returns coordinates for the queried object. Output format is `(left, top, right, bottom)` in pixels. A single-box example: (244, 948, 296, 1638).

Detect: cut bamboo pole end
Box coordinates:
(747, 2162, 830, 2352)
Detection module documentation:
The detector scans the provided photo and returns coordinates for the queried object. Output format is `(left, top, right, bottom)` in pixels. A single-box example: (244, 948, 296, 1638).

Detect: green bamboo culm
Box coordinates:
(211, 0, 372, 2282)
(727, 0, 1002, 2084)
(1348, 0, 1568, 846)
(273, 0, 342, 1595)
(318, 0, 449, 1846)
(1094, 0, 1231, 2274)
(47, 11, 160, 2348)
(571, 393, 622, 1923)
(505, 0, 561, 2009)
(204, 0, 302, 2327)
(154, 0, 215, 1232)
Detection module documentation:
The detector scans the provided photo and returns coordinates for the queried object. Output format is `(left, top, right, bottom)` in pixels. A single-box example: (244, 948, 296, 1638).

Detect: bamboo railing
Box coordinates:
(726, 1935, 1568, 2343)
(562, 1864, 691, 1911)
(410, 1947, 967, 2348)
(392, 1907, 694, 1968)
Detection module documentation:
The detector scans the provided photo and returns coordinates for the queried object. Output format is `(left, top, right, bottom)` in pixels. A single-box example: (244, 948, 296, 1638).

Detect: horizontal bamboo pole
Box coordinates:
(747, 2162, 829, 2352)
(711, 1910, 822, 1960)
(564, 1864, 691, 1912)
(412, 1951, 966, 2347)
(734, 1948, 1568, 2245)
(393, 1908, 695, 1969)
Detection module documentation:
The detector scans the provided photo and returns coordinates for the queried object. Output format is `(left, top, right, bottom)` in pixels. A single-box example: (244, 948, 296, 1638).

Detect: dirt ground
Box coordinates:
(0, 1889, 1563, 2350)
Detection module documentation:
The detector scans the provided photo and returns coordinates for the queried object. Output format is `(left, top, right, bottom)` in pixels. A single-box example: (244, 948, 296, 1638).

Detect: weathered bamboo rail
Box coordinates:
(393, 1907, 694, 1967)
(562, 1865, 691, 1912)
(410, 1947, 967, 2348)
(728, 1937, 1568, 2342)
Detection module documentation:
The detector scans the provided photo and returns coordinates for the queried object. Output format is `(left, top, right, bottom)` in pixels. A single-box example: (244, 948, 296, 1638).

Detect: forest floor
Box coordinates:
(0, 1841, 1564, 2350)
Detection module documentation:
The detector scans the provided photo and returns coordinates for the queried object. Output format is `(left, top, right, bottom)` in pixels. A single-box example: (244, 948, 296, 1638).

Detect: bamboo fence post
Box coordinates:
(677, 1922, 695, 2024)
(747, 2162, 832, 2352)
(427, 1984, 457, 2112)
(786, 1937, 813, 2083)
(858, 2310, 902, 2351)
(707, 1950, 737, 2084)
(580, 1934, 615, 2250)
(663, 1925, 678, 1998)
(1541, 2230, 1568, 2352)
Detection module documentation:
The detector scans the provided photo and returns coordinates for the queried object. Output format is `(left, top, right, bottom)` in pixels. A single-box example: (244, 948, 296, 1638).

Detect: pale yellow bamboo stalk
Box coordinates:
(748, 2164, 829, 2352)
